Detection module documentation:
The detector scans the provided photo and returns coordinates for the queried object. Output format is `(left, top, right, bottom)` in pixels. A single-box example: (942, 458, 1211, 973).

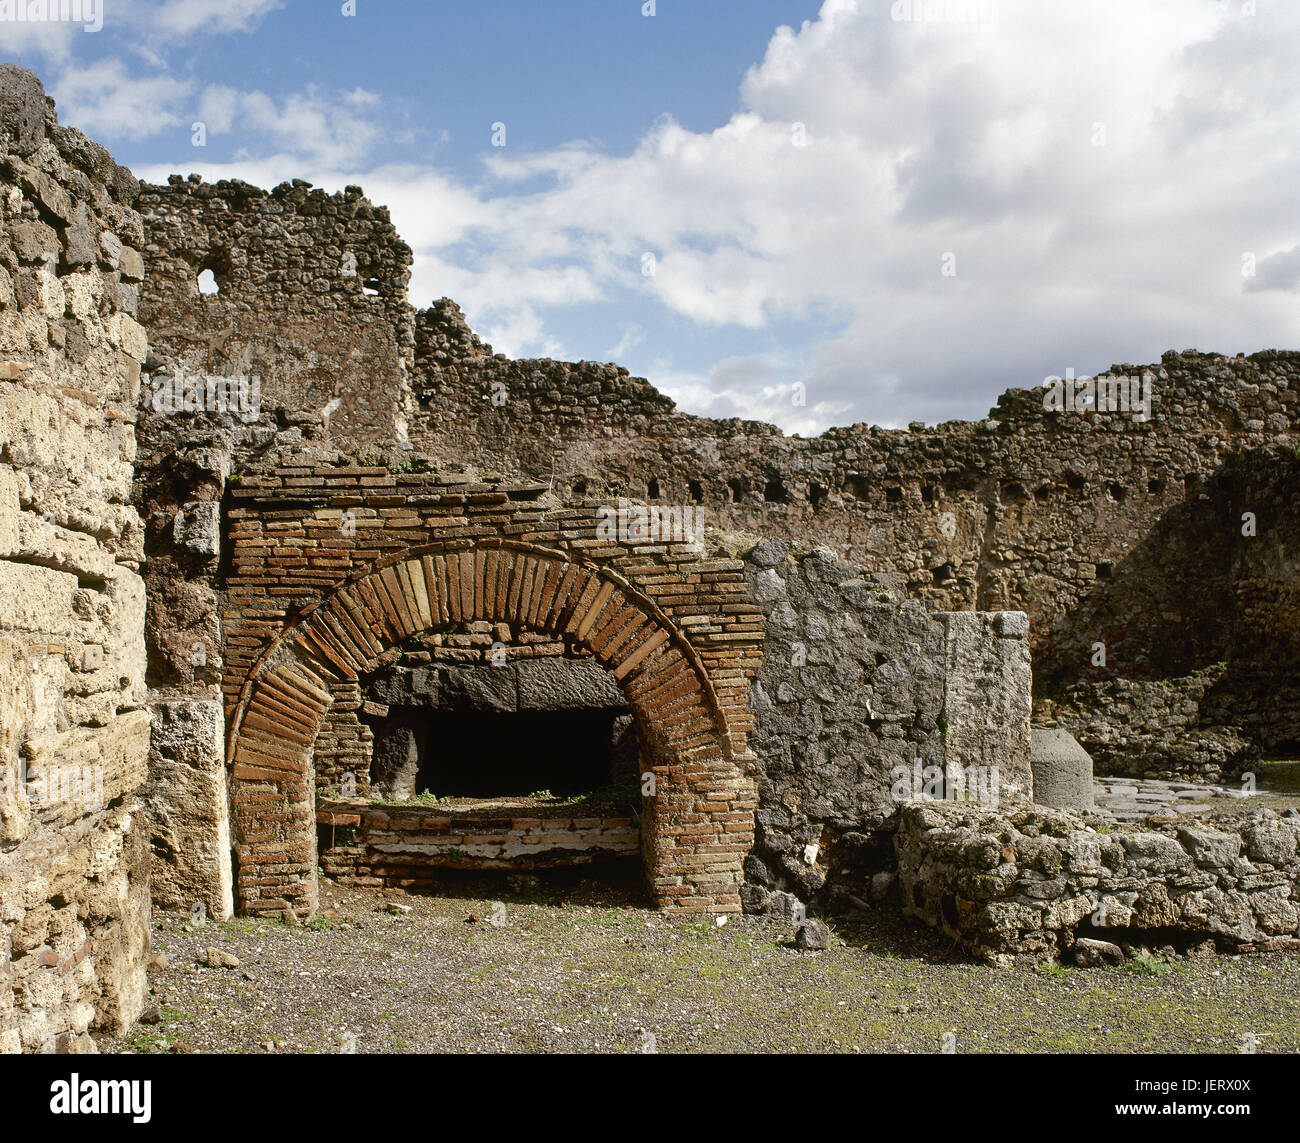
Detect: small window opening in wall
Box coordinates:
(197, 246, 232, 296)
(764, 477, 788, 503)
(1034, 484, 1052, 503)
(884, 485, 903, 503)
(1148, 478, 1165, 495)
(1065, 471, 1086, 492)
(571, 479, 588, 497)
(1097, 562, 1114, 579)
(687, 480, 704, 504)
(727, 478, 746, 502)
(362, 279, 381, 297)
(932, 563, 956, 584)
(809, 482, 827, 510)
(921, 484, 935, 504)
(844, 473, 872, 500)
(1106, 482, 1127, 502)
(1181, 473, 1197, 495)
(647, 477, 660, 500)
(1000, 481, 1029, 505)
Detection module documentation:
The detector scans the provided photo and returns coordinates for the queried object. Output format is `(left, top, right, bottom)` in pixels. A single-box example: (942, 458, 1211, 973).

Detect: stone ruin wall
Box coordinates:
(0, 67, 150, 1052)
(411, 313, 1300, 772)
(897, 799, 1300, 967)
(132, 174, 416, 921)
(131, 176, 1298, 773)
(123, 171, 1300, 924)
(742, 539, 1031, 915)
(134, 179, 1300, 717)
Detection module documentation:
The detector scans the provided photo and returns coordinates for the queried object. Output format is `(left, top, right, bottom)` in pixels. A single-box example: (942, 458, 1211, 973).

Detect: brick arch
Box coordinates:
(227, 540, 754, 918)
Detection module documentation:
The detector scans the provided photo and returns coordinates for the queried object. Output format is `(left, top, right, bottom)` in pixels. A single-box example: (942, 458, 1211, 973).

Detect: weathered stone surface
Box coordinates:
(1031, 727, 1095, 811)
(1072, 937, 1124, 967)
(144, 698, 232, 921)
(172, 500, 221, 557)
(0, 64, 46, 156)
(0, 67, 151, 1054)
(795, 918, 831, 950)
(898, 800, 1300, 966)
(742, 541, 1031, 915)
(518, 657, 624, 711)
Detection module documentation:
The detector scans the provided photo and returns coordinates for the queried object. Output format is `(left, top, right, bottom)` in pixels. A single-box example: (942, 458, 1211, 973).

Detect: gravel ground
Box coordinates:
(99, 868, 1300, 1055)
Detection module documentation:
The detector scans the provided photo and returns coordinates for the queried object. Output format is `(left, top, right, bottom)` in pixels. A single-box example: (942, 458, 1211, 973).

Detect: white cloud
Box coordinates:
(51, 57, 193, 139)
(129, 0, 282, 41)
(608, 324, 646, 360)
(416, 0, 1300, 428)
(1245, 244, 1300, 294)
(0, 10, 85, 63)
(116, 1, 1300, 429)
(192, 83, 385, 168)
(656, 355, 853, 437)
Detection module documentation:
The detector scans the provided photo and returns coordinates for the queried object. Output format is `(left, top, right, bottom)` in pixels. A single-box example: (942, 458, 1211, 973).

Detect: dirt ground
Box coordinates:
(100, 867, 1300, 1055)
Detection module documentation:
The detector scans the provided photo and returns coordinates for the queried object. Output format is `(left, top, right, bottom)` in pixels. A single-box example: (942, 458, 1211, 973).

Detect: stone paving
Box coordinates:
(1093, 776, 1251, 822)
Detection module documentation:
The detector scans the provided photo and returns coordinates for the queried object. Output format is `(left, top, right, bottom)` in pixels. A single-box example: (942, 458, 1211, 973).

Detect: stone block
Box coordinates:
(145, 699, 233, 921)
(1031, 727, 1095, 811)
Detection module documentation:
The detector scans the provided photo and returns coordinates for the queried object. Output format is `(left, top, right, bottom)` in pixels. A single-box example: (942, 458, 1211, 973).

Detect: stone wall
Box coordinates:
(0, 66, 150, 1052)
(137, 174, 414, 447)
(128, 172, 1300, 777)
(897, 800, 1300, 967)
(740, 538, 1031, 915)
(131, 170, 421, 920)
(407, 307, 1300, 766)
(1051, 670, 1258, 784)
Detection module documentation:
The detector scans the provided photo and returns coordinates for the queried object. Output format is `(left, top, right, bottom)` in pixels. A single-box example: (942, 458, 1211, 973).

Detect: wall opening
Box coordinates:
(844, 473, 871, 500)
(363, 704, 640, 803)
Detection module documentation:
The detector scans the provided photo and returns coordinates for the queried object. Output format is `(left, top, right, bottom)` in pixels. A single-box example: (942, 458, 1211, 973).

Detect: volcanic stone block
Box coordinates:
(1030, 727, 1095, 811)
(517, 656, 623, 711)
(145, 698, 234, 921)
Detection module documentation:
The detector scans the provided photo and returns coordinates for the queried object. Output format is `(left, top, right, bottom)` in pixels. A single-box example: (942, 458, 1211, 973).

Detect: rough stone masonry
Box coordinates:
(0, 65, 150, 1053)
(2, 57, 1298, 1054)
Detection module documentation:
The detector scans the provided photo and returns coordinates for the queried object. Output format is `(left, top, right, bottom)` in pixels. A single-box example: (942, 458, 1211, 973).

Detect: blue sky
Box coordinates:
(4, 0, 1299, 433)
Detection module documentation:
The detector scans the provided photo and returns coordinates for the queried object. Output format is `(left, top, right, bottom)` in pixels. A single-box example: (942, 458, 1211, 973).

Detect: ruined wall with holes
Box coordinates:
(413, 312, 1299, 683)
(410, 301, 1300, 766)
(131, 170, 1300, 775)
(221, 466, 762, 915)
(137, 174, 415, 446)
(0, 66, 150, 1052)
(131, 173, 420, 920)
(121, 163, 1299, 919)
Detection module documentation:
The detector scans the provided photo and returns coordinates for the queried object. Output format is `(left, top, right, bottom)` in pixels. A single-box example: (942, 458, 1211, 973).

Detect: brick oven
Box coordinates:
(222, 467, 763, 916)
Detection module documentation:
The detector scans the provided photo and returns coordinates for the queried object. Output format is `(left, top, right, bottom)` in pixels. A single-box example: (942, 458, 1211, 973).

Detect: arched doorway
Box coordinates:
(226, 540, 755, 917)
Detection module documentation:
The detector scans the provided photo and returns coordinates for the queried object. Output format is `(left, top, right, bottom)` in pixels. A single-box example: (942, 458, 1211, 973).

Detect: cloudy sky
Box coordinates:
(3, 0, 1297, 432)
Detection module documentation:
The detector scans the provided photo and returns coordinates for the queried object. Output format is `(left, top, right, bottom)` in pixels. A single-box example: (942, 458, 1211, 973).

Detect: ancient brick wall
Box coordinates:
(221, 466, 763, 915)
(0, 67, 150, 1052)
